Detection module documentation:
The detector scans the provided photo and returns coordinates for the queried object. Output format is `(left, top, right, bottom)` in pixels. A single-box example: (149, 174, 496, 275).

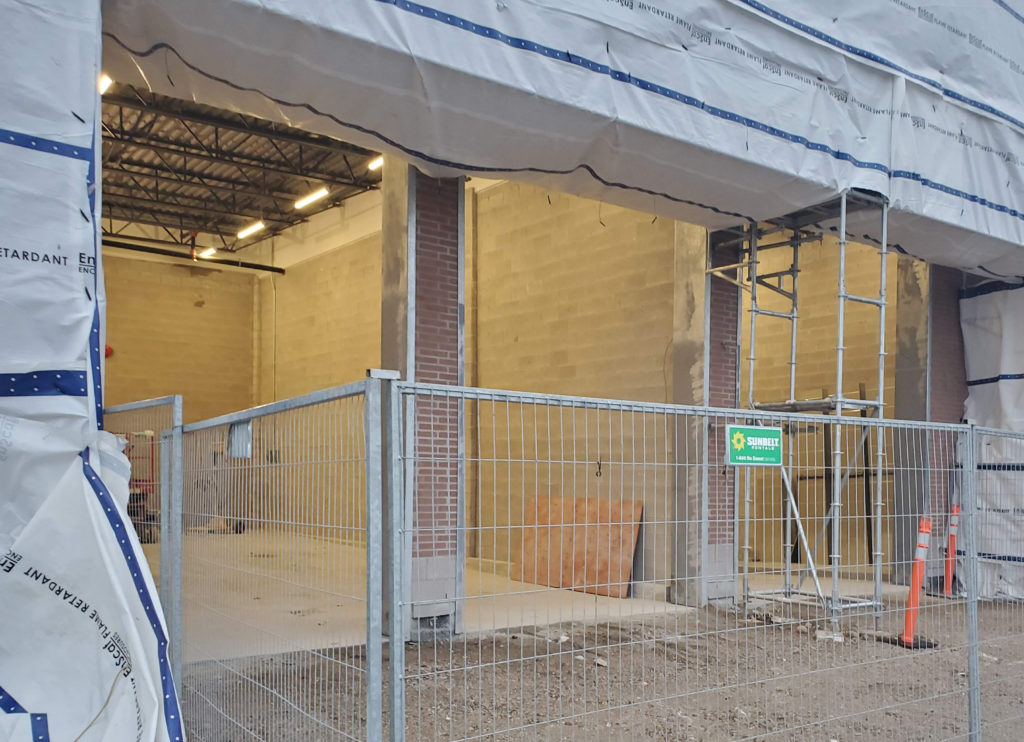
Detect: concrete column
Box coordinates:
(893, 258, 967, 584)
(381, 159, 465, 637)
(893, 257, 930, 584)
(669, 223, 739, 606)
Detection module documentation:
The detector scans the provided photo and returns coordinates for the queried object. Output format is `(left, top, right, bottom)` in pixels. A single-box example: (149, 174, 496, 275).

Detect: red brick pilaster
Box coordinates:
(412, 176, 462, 563)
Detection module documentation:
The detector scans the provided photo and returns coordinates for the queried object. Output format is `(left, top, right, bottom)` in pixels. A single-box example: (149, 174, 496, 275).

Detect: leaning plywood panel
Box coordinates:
(515, 495, 643, 599)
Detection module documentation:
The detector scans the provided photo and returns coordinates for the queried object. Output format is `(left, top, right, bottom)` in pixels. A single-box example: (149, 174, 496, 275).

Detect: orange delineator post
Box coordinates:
(900, 516, 932, 647)
(944, 505, 961, 597)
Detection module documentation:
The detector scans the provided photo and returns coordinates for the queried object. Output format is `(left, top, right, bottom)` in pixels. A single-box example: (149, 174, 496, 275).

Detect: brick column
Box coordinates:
(669, 223, 739, 606)
(381, 160, 464, 637)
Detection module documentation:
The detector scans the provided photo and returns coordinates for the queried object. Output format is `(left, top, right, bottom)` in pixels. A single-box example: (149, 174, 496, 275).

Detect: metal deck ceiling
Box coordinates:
(101, 84, 381, 249)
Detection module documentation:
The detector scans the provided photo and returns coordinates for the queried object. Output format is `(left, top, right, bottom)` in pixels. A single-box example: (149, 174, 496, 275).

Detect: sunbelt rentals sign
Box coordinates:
(726, 425, 783, 466)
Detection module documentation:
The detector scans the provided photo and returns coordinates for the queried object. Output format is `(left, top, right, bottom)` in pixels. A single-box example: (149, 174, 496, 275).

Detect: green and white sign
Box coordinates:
(726, 425, 783, 466)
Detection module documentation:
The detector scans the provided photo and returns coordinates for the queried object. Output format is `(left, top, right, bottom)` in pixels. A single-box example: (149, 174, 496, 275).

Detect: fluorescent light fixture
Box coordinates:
(237, 221, 265, 240)
(367, 156, 384, 171)
(98, 74, 113, 95)
(294, 187, 329, 210)
(198, 247, 217, 258)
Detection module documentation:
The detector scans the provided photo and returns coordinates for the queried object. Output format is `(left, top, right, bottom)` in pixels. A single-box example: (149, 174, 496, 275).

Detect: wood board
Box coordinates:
(513, 496, 643, 599)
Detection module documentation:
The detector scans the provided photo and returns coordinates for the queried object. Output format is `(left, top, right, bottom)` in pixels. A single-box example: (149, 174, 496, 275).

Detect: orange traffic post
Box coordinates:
(944, 505, 961, 597)
(896, 516, 937, 649)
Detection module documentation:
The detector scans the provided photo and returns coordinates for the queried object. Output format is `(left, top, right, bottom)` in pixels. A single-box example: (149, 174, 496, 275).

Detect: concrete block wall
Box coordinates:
(468, 182, 679, 579)
(746, 236, 898, 406)
(255, 233, 382, 403)
(103, 254, 255, 423)
(472, 183, 677, 402)
(250, 233, 383, 537)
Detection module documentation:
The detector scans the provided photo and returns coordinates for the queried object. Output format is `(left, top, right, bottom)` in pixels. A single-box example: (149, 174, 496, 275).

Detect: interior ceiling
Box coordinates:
(101, 84, 381, 250)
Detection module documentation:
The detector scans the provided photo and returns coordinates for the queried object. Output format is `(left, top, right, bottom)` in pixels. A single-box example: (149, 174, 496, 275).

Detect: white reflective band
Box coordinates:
(915, 532, 932, 561)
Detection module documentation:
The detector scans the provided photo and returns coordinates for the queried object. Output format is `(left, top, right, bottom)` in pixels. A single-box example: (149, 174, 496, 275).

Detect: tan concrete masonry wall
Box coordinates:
(467, 182, 678, 578)
(103, 254, 255, 424)
(742, 236, 898, 406)
(471, 182, 677, 401)
(255, 234, 382, 403)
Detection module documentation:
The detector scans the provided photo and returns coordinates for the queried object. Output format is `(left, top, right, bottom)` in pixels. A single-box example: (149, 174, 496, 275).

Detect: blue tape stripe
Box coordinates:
(733, 0, 1024, 133)
(377, 0, 889, 174)
(0, 127, 92, 163)
(80, 452, 183, 742)
(891, 169, 1024, 224)
(0, 684, 27, 714)
(0, 371, 88, 397)
(87, 120, 104, 429)
(91, 309, 103, 427)
(967, 372, 1024, 386)
(379, 0, 1024, 228)
(992, 0, 1024, 26)
(958, 549, 1024, 563)
(0, 685, 49, 741)
(960, 280, 1024, 299)
(31, 714, 50, 742)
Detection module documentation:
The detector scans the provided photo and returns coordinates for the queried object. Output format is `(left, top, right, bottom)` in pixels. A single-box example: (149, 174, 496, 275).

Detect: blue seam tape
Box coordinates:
(733, 0, 1024, 132)
(80, 451, 183, 742)
(960, 280, 1024, 299)
(957, 549, 1024, 563)
(0, 371, 88, 397)
(0, 684, 49, 741)
(0, 127, 92, 163)
(376, 0, 1024, 227)
(0, 684, 27, 714)
(967, 373, 1024, 386)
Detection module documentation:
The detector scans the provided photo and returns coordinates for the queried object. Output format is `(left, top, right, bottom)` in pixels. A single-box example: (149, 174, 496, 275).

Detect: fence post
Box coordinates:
(365, 375, 386, 742)
(159, 396, 184, 698)
(159, 430, 171, 611)
(382, 374, 407, 742)
(962, 422, 982, 741)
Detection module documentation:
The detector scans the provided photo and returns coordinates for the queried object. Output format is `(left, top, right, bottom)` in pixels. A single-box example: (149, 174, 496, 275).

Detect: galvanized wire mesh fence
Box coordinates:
(389, 383, 976, 741)
(974, 427, 1024, 741)
(104, 396, 181, 560)
(103, 395, 184, 690)
(146, 379, 1024, 740)
(177, 380, 383, 742)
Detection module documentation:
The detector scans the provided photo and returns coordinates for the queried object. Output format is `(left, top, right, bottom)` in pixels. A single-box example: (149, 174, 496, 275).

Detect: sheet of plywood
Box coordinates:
(514, 496, 575, 588)
(514, 496, 643, 599)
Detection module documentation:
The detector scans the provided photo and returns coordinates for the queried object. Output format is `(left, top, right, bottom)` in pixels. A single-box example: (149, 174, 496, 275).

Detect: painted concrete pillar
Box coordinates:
(669, 223, 739, 606)
(893, 258, 967, 584)
(381, 158, 465, 637)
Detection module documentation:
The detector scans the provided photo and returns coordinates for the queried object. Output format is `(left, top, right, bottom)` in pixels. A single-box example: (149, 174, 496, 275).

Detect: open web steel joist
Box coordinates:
(101, 84, 381, 248)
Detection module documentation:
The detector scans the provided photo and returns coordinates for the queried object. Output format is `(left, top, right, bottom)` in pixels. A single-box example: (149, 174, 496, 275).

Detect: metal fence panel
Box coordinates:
(390, 382, 979, 741)
(973, 427, 1024, 741)
(104, 397, 181, 563)
(177, 381, 381, 741)
(104, 396, 185, 696)
(151, 379, 1024, 740)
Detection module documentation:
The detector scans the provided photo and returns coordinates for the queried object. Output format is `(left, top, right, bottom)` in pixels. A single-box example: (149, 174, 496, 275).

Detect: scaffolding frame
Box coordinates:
(708, 190, 890, 626)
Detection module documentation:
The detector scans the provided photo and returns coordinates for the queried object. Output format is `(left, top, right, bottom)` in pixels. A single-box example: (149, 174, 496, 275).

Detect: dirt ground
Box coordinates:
(182, 597, 1024, 741)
